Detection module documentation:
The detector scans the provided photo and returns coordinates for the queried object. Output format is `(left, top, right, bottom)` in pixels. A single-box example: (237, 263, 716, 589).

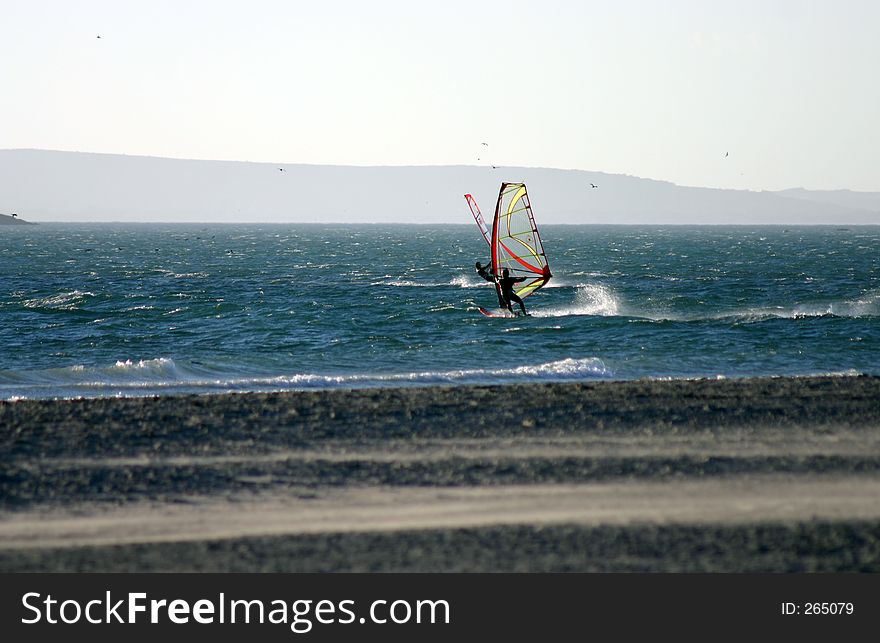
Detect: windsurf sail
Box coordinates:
(464, 193, 491, 246)
(491, 182, 552, 300)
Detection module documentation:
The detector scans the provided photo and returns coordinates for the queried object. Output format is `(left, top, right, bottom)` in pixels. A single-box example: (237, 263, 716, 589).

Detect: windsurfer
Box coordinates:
(474, 261, 495, 283)
(498, 268, 528, 316)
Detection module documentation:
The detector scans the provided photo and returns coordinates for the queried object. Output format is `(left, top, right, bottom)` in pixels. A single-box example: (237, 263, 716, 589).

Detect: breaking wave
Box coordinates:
(23, 290, 96, 310)
(0, 357, 611, 400)
(717, 291, 880, 323)
(533, 284, 621, 318)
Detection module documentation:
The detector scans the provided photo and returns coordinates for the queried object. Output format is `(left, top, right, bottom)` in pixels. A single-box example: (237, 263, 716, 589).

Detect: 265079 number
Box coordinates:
(804, 603, 853, 615)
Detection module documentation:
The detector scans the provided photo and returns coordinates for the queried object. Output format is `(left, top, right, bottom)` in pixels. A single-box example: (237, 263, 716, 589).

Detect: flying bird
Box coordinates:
(481, 142, 488, 146)
(278, 168, 284, 171)
(590, 183, 598, 189)
(724, 152, 729, 158)
(96, 35, 101, 39)
(11, 213, 18, 218)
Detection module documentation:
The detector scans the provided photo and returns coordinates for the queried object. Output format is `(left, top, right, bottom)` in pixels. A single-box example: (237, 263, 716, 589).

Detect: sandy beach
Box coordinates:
(2, 375, 880, 571)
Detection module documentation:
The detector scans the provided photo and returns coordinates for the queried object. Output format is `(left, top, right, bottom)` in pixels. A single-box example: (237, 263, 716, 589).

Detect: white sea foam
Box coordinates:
(450, 275, 483, 288)
(533, 284, 621, 318)
(722, 291, 880, 322)
(610, 289, 880, 324)
(379, 276, 484, 288)
(818, 369, 864, 377)
(23, 290, 96, 310)
(0, 357, 610, 399)
(262, 357, 609, 386)
(110, 358, 177, 373)
(382, 279, 427, 287)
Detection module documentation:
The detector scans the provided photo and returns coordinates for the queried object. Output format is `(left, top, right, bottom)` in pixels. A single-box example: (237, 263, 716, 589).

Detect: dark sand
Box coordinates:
(2, 376, 880, 571)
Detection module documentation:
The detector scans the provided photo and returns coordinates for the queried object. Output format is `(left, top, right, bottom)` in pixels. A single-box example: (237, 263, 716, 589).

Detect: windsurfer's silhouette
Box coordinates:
(498, 268, 527, 316)
(474, 261, 494, 283)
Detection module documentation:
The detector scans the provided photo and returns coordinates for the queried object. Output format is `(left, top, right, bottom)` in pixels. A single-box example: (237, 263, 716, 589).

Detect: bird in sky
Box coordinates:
(590, 183, 598, 189)
(481, 142, 488, 146)
(278, 168, 284, 171)
(96, 35, 101, 39)
(11, 213, 18, 218)
(724, 152, 729, 158)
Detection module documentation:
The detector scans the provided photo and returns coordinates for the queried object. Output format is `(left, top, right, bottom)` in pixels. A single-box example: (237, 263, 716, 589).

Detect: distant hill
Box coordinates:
(1, 149, 878, 224)
(776, 188, 880, 215)
(0, 212, 35, 225)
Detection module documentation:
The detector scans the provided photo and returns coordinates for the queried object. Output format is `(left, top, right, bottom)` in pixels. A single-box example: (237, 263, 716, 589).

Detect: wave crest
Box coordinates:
(534, 284, 621, 318)
(0, 357, 610, 399)
(23, 290, 96, 310)
(722, 292, 880, 322)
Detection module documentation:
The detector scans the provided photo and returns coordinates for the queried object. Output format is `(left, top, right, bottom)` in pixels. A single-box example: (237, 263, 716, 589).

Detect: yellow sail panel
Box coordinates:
(491, 182, 552, 299)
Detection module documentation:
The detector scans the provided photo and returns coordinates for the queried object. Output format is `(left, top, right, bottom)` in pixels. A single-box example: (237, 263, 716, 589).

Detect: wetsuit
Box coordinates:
(498, 274, 527, 315)
(475, 262, 495, 283)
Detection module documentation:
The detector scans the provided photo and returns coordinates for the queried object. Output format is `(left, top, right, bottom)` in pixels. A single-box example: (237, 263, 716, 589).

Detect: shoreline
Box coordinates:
(5, 520, 879, 573)
(2, 375, 880, 571)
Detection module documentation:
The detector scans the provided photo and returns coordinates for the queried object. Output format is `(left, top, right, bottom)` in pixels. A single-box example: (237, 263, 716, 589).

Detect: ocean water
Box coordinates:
(1, 223, 878, 399)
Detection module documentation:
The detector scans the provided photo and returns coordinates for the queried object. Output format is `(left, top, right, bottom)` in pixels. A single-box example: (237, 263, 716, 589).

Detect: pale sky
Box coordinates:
(2, 0, 879, 192)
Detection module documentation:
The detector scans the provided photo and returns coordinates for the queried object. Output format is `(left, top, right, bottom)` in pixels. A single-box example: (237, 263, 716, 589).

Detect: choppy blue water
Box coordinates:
(1, 223, 878, 399)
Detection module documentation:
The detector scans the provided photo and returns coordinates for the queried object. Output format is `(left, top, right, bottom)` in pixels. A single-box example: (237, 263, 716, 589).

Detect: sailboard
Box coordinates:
(477, 306, 516, 318)
(465, 182, 552, 315)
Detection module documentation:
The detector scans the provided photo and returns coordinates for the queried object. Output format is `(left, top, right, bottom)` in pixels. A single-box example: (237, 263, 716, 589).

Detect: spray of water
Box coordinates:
(534, 284, 621, 318)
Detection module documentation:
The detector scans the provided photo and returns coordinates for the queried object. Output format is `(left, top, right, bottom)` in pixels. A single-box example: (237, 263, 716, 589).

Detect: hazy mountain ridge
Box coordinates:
(0, 212, 34, 225)
(1, 149, 877, 224)
(776, 188, 880, 215)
